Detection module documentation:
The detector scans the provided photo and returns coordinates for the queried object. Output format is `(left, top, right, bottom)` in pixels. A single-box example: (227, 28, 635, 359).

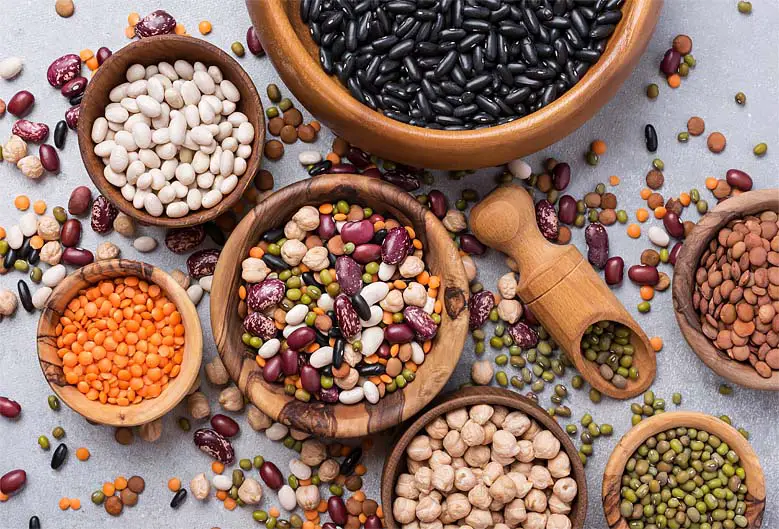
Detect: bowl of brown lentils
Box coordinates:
(210, 174, 470, 438)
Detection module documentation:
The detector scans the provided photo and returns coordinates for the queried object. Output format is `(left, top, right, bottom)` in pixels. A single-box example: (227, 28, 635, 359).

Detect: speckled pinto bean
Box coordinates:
(246, 279, 285, 311)
(585, 222, 609, 269)
(628, 265, 660, 286)
(508, 320, 539, 348)
(47, 54, 81, 87)
(335, 256, 362, 296)
(535, 199, 559, 241)
(381, 226, 412, 264)
(193, 428, 235, 464)
(334, 294, 361, 339)
(469, 290, 495, 330)
(90, 195, 118, 233)
(187, 249, 220, 279)
(135, 10, 177, 38)
(403, 306, 439, 340)
(166, 226, 206, 254)
(65, 104, 80, 130)
(243, 312, 277, 340)
(12, 120, 49, 142)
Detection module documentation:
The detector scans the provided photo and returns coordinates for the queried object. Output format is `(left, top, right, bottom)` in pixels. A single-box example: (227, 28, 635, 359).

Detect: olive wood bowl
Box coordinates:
(603, 411, 766, 528)
(247, 0, 662, 170)
(36, 259, 203, 426)
(210, 174, 470, 438)
(672, 189, 779, 390)
(381, 386, 588, 529)
(77, 34, 264, 227)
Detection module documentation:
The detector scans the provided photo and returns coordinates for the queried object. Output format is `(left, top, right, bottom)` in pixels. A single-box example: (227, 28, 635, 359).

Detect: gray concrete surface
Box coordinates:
(0, 1, 777, 527)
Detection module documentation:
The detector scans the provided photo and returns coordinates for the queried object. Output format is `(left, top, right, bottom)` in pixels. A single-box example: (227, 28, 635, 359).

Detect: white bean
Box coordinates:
(181, 80, 201, 106)
(114, 130, 137, 152)
(147, 76, 165, 102)
(278, 486, 297, 511)
(42, 265, 67, 287)
(109, 145, 129, 173)
(127, 79, 148, 98)
(132, 122, 152, 149)
(103, 166, 127, 187)
(174, 60, 194, 80)
(151, 127, 170, 145)
(126, 160, 145, 184)
(91, 117, 109, 143)
(133, 236, 158, 252)
(187, 284, 204, 305)
(202, 189, 223, 208)
(126, 63, 145, 82)
(175, 163, 196, 186)
(164, 87, 184, 109)
(143, 193, 164, 217)
(137, 94, 161, 118)
(186, 188, 203, 210)
(109, 83, 129, 102)
(220, 80, 240, 102)
(207, 65, 223, 83)
(158, 61, 178, 81)
(193, 70, 216, 95)
(157, 185, 176, 204)
(219, 175, 238, 195)
(237, 122, 254, 145)
(219, 150, 234, 177)
(166, 201, 190, 218)
(120, 97, 139, 114)
(32, 287, 53, 310)
(171, 181, 189, 198)
(94, 140, 116, 157)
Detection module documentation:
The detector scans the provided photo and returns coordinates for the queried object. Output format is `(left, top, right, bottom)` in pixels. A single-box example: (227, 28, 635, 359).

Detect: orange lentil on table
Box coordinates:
(198, 21, 212, 35)
(627, 224, 641, 238)
(590, 139, 607, 156)
(76, 447, 90, 461)
(33, 200, 47, 214)
(54, 277, 185, 406)
(14, 195, 30, 210)
(650, 337, 664, 352)
(167, 477, 181, 492)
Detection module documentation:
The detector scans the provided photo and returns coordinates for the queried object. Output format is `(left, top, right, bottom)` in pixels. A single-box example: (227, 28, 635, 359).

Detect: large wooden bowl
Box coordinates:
(381, 387, 588, 529)
(603, 411, 766, 529)
(77, 34, 264, 227)
(210, 174, 470, 438)
(247, 0, 662, 170)
(36, 259, 203, 426)
(672, 189, 779, 390)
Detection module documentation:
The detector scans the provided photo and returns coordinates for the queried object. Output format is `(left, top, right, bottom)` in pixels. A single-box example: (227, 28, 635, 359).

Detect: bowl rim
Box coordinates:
(380, 386, 588, 529)
(36, 259, 203, 426)
(602, 411, 766, 529)
(249, 0, 663, 169)
(76, 34, 265, 227)
(210, 174, 470, 438)
(672, 189, 779, 390)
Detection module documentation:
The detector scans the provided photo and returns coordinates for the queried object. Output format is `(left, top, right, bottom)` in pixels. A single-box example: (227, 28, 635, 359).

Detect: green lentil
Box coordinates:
(14, 260, 29, 272)
(566, 424, 578, 435)
(52, 206, 67, 223)
(595, 183, 606, 194)
(571, 375, 584, 389)
(337, 199, 350, 213)
(737, 1, 752, 14)
(585, 151, 599, 166)
(343, 242, 355, 254)
(659, 248, 669, 263)
(30, 266, 42, 283)
(267, 517, 277, 529)
(637, 301, 651, 313)
(684, 54, 696, 67)
(178, 417, 191, 431)
(646, 83, 659, 99)
(718, 384, 733, 396)
(672, 392, 682, 405)
(266, 107, 279, 119)
(240, 459, 252, 471)
(589, 388, 602, 403)
(288, 475, 299, 489)
(253, 455, 265, 468)
(734, 91, 746, 105)
(753, 142, 767, 156)
(249, 336, 263, 349)
(231, 42, 245, 57)
(616, 210, 628, 224)
(329, 484, 343, 496)
(279, 98, 293, 112)
(697, 200, 709, 214)
(455, 199, 467, 211)
(38, 435, 50, 450)
(267, 84, 282, 102)
(652, 159, 664, 171)
(91, 490, 106, 505)
(52, 426, 65, 439)
(48, 394, 60, 411)
(496, 371, 508, 386)
(678, 131, 690, 142)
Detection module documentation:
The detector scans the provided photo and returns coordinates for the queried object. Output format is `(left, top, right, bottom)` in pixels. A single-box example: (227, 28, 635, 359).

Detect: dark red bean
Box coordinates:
(725, 169, 753, 191)
(318, 213, 336, 240)
(552, 162, 571, 191)
(381, 226, 412, 265)
(376, 343, 390, 358)
(323, 524, 338, 529)
(335, 256, 362, 296)
(350, 243, 381, 264)
(68, 186, 92, 215)
(669, 242, 683, 266)
(280, 348, 299, 376)
(210, 414, 240, 438)
(62, 247, 94, 266)
(60, 76, 87, 98)
(39, 144, 60, 172)
(384, 323, 414, 344)
(660, 49, 681, 76)
(523, 304, 539, 326)
(262, 354, 283, 383)
(259, 461, 283, 490)
(604, 256, 624, 286)
(367, 213, 384, 224)
(319, 387, 339, 403)
(246, 27, 264, 56)
(96, 47, 113, 65)
(628, 265, 660, 286)
(345, 147, 371, 169)
(327, 496, 348, 525)
(557, 195, 577, 225)
(193, 428, 234, 464)
(7, 90, 35, 117)
(300, 365, 321, 394)
(663, 211, 684, 239)
(427, 190, 448, 218)
(459, 234, 486, 255)
(340, 220, 374, 245)
(0, 396, 22, 418)
(364, 515, 382, 529)
(329, 163, 357, 174)
(0, 469, 26, 495)
(361, 167, 381, 179)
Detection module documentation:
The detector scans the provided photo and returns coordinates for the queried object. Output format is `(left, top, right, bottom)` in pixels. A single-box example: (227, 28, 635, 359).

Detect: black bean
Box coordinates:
(262, 254, 288, 270)
(3, 248, 17, 270)
(17, 280, 33, 313)
(358, 363, 386, 376)
(51, 443, 68, 470)
(29, 516, 41, 529)
(203, 222, 226, 246)
(261, 227, 284, 243)
(170, 488, 187, 508)
(54, 120, 68, 149)
(339, 446, 363, 476)
(308, 160, 333, 176)
(645, 124, 658, 153)
(590, 24, 616, 39)
(332, 339, 345, 368)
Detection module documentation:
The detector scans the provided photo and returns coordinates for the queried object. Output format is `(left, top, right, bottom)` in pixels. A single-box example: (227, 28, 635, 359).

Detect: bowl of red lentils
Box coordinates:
(36, 259, 203, 426)
(210, 174, 470, 438)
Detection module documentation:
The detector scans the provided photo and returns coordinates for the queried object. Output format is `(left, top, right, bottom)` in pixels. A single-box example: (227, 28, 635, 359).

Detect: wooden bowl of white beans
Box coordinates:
(77, 35, 265, 227)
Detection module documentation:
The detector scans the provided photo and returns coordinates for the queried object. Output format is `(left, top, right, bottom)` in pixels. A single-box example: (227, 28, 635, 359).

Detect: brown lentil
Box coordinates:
(120, 488, 138, 506)
(707, 132, 727, 153)
(557, 225, 572, 244)
(645, 170, 664, 190)
(647, 193, 665, 210)
(672, 34, 693, 55)
(256, 170, 274, 191)
(283, 108, 303, 127)
(268, 117, 285, 136)
(105, 495, 123, 516)
(641, 249, 661, 267)
(127, 476, 145, 494)
(601, 193, 618, 209)
(332, 137, 349, 156)
(264, 140, 284, 161)
(297, 124, 317, 143)
(599, 209, 617, 226)
(687, 116, 705, 136)
(583, 192, 601, 208)
(279, 125, 298, 144)
(712, 179, 732, 200)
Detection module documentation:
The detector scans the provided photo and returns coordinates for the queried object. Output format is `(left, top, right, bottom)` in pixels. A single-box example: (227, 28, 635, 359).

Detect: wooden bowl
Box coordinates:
(77, 34, 265, 227)
(603, 411, 766, 529)
(36, 259, 203, 426)
(210, 174, 470, 438)
(672, 189, 779, 390)
(381, 386, 588, 529)
(247, 0, 661, 170)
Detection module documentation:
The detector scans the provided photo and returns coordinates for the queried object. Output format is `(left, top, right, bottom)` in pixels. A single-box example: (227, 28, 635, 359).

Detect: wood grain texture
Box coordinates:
(247, 0, 662, 170)
(470, 184, 655, 399)
(602, 411, 766, 529)
(77, 34, 265, 227)
(381, 386, 588, 529)
(36, 259, 203, 426)
(672, 189, 779, 391)
(210, 174, 470, 438)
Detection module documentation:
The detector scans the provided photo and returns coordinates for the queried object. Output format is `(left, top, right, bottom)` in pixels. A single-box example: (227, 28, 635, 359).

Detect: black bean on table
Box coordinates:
(339, 446, 362, 476)
(51, 443, 68, 470)
(29, 515, 41, 529)
(304, 0, 623, 128)
(54, 120, 68, 149)
(17, 280, 33, 313)
(170, 488, 187, 509)
(645, 123, 658, 152)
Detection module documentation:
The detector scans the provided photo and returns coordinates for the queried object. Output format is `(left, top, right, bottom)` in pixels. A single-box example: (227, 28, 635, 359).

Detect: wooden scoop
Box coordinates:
(470, 184, 656, 399)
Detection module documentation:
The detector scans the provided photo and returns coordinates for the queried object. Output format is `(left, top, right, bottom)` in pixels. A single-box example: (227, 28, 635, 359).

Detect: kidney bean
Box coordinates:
(381, 226, 412, 265)
(60, 76, 87, 98)
(364, 515, 382, 529)
(604, 256, 625, 285)
(340, 220, 374, 245)
(663, 211, 684, 239)
(299, 365, 321, 394)
(508, 321, 539, 348)
(135, 10, 177, 38)
(193, 428, 234, 464)
(351, 243, 381, 264)
(469, 290, 495, 330)
(660, 49, 681, 76)
(725, 169, 753, 191)
(65, 104, 80, 129)
(426, 190, 447, 218)
(243, 312, 277, 340)
(262, 354, 283, 383)
(368, 213, 384, 224)
(381, 169, 421, 191)
(361, 166, 381, 179)
(335, 256, 362, 296)
(345, 147, 371, 169)
(403, 306, 438, 340)
(459, 234, 486, 255)
(246, 27, 264, 55)
(54, 120, 68, 149)
(187, 249, 220, 279)
(328, 496, 348, 525)
(523, 304, 538, 326)
(12, 120, 49, 142)
(584, 222, 609, 269)
(60, 217, 83, 246)
(90, 195, 118, 233)
(384, 323, 414, 344)
(552, 162, 571, 191)
(210, 414, 240, 438)
(287, 327, 316, 351)
(0, 396, 21, 418)
(7, 90, 34, 117)
(376, 343, 390, 359)
(628, 265, 660, 286)
(96, 47, 112, 65)
(260, 461, 284, 490)
(329, 163, 357, 174)
(0, 469, 26, 495)
(535, 199, 559, 241)
(62, 247, 94, 266)
(334, 294, 361, 338)
(166, 225, 206, 253)
(319, 386, 339, 403)
(246, 279, 285, 311)
(39, 144, 60, 172)
(557, 195, 577, 225)
(47, 54, 81, 87)
(318, 213, 336, 240)
(669, 242, 683, 265)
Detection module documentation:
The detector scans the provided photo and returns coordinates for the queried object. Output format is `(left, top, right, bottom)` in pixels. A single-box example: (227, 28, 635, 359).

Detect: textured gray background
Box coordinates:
(0, 1, 777, 528)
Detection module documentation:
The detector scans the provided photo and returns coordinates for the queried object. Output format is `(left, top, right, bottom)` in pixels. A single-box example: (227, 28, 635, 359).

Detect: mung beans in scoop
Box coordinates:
(239, 201, 441, 405)
(303, 0, 623, 129)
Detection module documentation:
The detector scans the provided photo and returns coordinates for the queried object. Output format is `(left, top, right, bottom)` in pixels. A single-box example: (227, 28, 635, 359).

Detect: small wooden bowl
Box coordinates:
(672, 189, 779, 390)
(381, 386, 588, 529)
(36, 259, 203, 426)
(210, 174, 470, 438)
(247, 0, 661, 170)
(603, 411, 766, 529)
(77, 35, 265, 227)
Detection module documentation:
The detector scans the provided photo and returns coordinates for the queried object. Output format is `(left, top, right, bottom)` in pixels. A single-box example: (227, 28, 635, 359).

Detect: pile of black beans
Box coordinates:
(302, 0, 623, 129)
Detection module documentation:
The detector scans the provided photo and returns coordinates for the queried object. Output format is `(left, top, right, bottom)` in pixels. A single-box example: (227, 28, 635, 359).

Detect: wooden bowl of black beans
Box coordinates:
(248, 0, 662, 170)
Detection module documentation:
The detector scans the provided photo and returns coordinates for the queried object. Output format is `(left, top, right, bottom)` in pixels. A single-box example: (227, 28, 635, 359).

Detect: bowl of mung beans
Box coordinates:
(602, 411, 765, 529)
(36, 259, 203, 426)
(210, 174, 470, 438)
(247, 0, 662, 169)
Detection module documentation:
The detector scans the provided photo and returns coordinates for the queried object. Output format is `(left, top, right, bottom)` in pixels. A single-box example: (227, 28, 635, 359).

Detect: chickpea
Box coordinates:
(497, 272, 518, 300)
(429, 437, 443, 451)
(548, 451, 571, 479)
(443, 492, 470, 521)
(393, 497, 419, 525)
(468, 404, 494, 425)
(317, 458, 340, 483)
(463, 445, 490, 468)
(425, 416, 449, 440)
(521, 420, 542, 441)
(524, 512, 548, 529)
(299, 438, 327, 467)
(547, 513, 572, 529)
(284, 219, 307, 240)
(490, 405, 510, 427)
(414, 466, 433, 495)
(291, 205, 320, 231)
(407, 457, 426, 475)
(528, 465, 553, 490)
(502, 411, 531, 436)
(524, 489, 547, 513)
(280, 239, 307, 266)
(451, 457, 466, 469)
(470, 360, 493, 386)
(403, 282, 428, 307)
(429, 450, 453, 470)
(497, 299, 522, 324)
(553, 477, 577, 503)
(491, 430, 520, 459)
(504, 498, 528, 527)
(481, 422, 496, 445)
(415, 495, 442, 523)
(380, 288, 404, 312)
(460, 420, 485, 447)
(481, 462, 504, 487)
(506, 472, 533, 499)
(516, 440, 535, 463)
(0, 288, 19, 316)
(548, 494, 572, 515)
(431, 464, 455, 493)
(419, 521, 443, 529)
(302, 246, 330, 271)
(464, 508, 493, 529)
(531, 430, 560, 460)
(467, 483, 491, 510)
(396, 473, 420, 500)
(407, 435, 434, 462)
(488, 475, 516, 504)
(442, 209, 467, 232)
(444, 408, 468, 431)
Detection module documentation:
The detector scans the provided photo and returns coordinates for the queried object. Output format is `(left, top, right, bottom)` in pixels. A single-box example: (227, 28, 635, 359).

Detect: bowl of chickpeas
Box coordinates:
(36, 259, 202, 426)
